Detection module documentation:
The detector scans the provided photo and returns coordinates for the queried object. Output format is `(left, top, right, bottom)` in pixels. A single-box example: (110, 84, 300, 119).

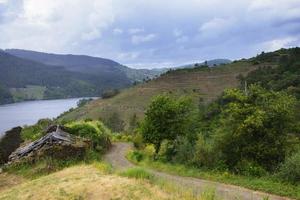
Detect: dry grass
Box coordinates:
(0, 165, 172, 200)
(0, 173, 24, 193)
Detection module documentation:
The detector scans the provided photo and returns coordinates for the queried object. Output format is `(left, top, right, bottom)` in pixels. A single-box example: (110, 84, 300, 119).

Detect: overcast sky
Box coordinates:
(0, 0, 300, 68)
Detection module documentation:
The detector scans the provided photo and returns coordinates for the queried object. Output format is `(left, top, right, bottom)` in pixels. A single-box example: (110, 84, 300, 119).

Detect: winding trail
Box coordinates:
(104, 142, 292, 200)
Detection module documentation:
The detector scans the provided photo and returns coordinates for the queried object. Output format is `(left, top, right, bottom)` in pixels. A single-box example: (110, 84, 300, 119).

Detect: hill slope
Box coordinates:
(59, 56, 276, 130)
(0, 51, 131, 103)
(5, 49, 162, 83)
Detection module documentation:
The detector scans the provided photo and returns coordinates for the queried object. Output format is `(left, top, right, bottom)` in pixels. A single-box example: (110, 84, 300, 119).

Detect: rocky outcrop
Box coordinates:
(0, 127, 23, 165)
(8, 126, 90, 165)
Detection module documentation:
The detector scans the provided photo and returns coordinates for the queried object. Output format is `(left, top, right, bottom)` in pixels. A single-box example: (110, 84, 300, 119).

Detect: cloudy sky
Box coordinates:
(0, 0, 300, 68)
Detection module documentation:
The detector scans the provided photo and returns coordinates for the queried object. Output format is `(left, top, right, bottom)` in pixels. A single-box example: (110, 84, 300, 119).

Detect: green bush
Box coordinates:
(132, 133, 145, 149)
(66, 121, 111, 152)
(129, 150, 144, 162)
(277, 151, 300, 184)
(173, 136, 194, 164)
(192, 135, 216, 168)
(234, 160, 267, 177)
(215, 85, 296, 171)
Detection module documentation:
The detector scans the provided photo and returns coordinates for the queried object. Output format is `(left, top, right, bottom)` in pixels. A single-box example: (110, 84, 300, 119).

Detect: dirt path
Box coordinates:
(104, 142, 292, 200)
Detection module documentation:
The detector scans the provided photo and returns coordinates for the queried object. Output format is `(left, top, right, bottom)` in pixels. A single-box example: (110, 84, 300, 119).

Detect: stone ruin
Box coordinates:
(7, 125, 91, 165)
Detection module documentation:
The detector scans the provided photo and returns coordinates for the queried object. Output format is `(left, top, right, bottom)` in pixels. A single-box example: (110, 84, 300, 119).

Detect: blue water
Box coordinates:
(0, 98, 83, 136)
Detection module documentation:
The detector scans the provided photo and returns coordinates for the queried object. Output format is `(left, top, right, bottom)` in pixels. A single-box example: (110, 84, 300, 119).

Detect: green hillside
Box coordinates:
(59, 54, 278, 130)
(0, 51, 132, 104)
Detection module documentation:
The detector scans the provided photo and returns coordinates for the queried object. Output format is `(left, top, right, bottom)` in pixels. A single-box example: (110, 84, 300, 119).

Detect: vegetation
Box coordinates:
(21, 118, 53, 141)
(10, 85, 46, 102)
(277, 150, 300, 184)
(214, 85, 296, 172)
(77, 98, 93, 107)
(102, 89, 120, 99)
(120, 167, 154, 180)
(243, 47, 300, 99)
(139, 95, 194, 155)
(66, 120, 111, 152)
(0, 83, 13, 104)
(123, 49, 300, 198)
(59, 57, 261, 131)
(128, 150, 300, 199)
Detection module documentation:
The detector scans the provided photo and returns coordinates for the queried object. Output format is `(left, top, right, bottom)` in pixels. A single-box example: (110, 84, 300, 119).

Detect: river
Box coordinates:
(0, 98, 84, 136)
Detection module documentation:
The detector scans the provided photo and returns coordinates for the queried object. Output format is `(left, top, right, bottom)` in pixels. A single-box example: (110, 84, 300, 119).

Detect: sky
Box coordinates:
(0, 0, 300, 68)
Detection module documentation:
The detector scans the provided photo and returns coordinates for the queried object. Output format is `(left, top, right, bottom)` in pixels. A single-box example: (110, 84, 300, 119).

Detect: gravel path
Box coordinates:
(104, 142, 293, 200)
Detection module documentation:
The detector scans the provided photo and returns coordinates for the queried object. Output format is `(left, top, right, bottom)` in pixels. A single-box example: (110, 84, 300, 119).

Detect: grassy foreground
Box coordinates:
(0, 164, 171, 200)
(0, 163, 220, 200)
(127, 151, 300, 200)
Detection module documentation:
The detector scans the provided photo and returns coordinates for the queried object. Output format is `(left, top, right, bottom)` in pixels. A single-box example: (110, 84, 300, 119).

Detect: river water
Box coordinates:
(0, 98, 83, 136)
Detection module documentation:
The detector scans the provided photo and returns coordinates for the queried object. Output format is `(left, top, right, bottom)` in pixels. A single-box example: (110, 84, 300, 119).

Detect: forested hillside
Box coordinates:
(0, 51, 131, 104)
(5, 49, 162, 83)
(242, 47, 300, 98)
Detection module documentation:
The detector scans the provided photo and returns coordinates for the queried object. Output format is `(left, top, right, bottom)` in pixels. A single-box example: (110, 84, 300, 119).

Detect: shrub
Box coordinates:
(192, 135, 216, 168)
(234, 160, 267, 177)
(129, 150, 144, 162)
(66, 121, 111, 152)
(277, 151, 300, 184)
(173, 136, 194, 164)
(102, 89, 119, 99)
(132, 133, 144, 149)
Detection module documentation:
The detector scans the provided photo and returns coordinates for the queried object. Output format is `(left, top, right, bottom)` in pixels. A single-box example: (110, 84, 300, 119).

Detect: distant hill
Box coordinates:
(177, 59, 232, 69)
(59, 54, 273, 130)
(0, 52, 104, 103)
(5, 49, 162, 83)
(0, 49, 170, 104)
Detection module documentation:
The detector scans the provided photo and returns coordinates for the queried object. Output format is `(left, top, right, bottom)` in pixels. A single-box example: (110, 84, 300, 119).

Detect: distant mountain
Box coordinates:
(177, 59, 232, 69)
(0, 51, 132, 104)
(5, 49, 162, 82)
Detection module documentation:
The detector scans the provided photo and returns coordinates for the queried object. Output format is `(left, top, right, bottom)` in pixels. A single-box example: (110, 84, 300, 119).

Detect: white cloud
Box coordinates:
(131, 34, 156, 45)
(199, 17, 234, 34)
(0, 0, 299, 67)
(263, 37, 299, 51)
(0, 0, 116, 51)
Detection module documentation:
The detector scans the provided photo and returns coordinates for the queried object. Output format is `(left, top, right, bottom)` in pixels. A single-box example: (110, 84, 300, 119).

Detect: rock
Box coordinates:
(7, 126, 90, 165)
(0, 127, 23, 165)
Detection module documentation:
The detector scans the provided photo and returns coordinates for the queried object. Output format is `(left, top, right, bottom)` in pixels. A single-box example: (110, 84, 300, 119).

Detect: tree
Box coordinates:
(215, 85, 297, 171)
(139, 95, 193, 156)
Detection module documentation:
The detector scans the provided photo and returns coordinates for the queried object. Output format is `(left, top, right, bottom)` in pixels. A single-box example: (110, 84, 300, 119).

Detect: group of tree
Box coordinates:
(136, 48, 300, 183)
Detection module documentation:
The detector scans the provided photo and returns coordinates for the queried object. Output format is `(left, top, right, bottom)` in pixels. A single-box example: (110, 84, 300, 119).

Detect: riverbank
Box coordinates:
(0, 98, 93, 136)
